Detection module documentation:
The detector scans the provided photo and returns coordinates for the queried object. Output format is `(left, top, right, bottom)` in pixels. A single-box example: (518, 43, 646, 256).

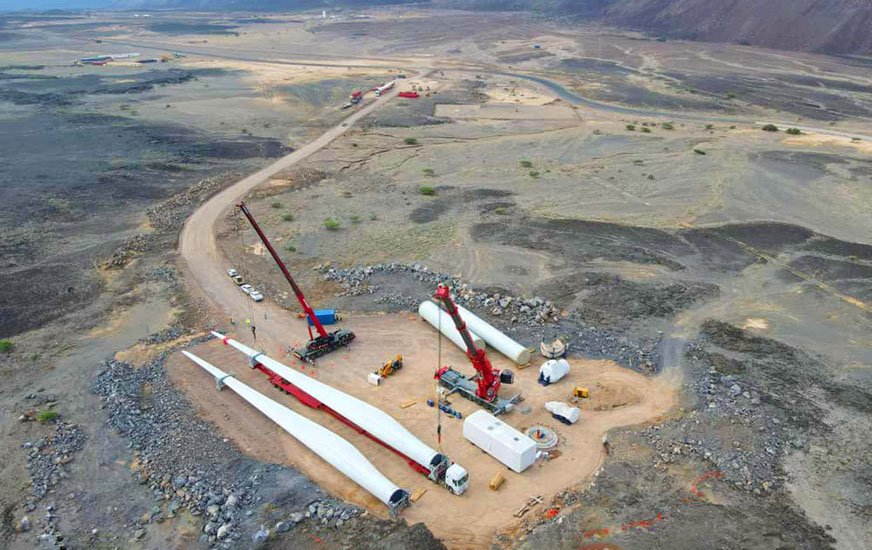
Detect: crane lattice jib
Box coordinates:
(237, 202, 328, 339)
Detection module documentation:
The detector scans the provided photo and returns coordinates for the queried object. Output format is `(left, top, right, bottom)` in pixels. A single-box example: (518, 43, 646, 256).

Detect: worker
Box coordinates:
(602, 434, 610, 456)
(251, 325, 257, 341)
(230, 317, 236, 326)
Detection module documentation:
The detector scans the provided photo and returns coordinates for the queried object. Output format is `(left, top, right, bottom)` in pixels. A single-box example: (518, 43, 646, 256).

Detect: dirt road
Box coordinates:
(177, 76, 416, 337)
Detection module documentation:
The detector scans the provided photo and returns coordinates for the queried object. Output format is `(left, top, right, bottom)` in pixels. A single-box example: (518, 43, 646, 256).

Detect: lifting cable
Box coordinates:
(436, 300, 443, 452)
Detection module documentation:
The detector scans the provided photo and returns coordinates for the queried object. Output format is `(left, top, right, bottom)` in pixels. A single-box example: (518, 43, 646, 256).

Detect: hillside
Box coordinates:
(601, 0, 872, 55)
(41, 0, 870, 55)
(439, 0, 872, 55)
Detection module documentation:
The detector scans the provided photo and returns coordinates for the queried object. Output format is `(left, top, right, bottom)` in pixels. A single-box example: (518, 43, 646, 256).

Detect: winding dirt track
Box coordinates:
(178, 79, 410, 334)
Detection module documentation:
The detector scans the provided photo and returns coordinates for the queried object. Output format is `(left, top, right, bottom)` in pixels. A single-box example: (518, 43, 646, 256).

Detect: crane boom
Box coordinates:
(236, 202, 354, 362)
(237, 201, 328, 339)
(433, 284, 501, 403)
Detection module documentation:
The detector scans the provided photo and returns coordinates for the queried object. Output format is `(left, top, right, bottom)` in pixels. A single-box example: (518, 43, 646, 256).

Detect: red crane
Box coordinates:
(237, 202, 354, 362)
(432, 284, 516, 414)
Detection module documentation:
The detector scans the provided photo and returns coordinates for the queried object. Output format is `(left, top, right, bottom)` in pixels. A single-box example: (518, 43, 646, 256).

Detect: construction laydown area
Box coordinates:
(169, 313, 674, 546)
(171, 201, 674, 546)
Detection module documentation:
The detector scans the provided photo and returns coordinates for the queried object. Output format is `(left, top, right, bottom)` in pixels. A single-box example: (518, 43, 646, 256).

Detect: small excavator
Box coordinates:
(432, 283, 520, 415)
(237, 202, 354, 363)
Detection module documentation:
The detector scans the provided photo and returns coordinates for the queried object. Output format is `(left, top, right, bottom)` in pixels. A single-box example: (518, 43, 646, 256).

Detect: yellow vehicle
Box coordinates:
(377, 355, 403, 378)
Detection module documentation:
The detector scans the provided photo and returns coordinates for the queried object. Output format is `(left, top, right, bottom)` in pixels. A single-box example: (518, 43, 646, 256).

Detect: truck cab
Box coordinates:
(444, 463, 469, 495)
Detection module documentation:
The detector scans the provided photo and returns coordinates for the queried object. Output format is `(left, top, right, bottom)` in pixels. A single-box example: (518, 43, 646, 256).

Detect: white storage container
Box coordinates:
(538, 359, 570, 386)
(463, 410, 537, 473)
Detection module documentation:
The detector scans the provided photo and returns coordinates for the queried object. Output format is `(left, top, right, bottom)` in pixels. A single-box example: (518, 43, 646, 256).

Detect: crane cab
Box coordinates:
(444, 463, 469, 495)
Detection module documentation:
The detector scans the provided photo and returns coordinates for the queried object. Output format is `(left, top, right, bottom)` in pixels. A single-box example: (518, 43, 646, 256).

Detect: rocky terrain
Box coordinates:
(1, 8, 870, 550)
(439, 0, 872, 55)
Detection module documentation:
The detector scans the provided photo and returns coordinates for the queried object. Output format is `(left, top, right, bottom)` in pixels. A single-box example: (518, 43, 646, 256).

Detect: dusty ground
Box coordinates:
(1, 7, 870, 550)
(166, 317, 676, 547)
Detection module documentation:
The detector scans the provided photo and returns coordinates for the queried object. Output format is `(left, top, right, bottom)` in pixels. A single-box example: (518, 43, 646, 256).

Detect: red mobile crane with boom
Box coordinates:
(432, 283, 519, 415)
(237, 202, 355, 363)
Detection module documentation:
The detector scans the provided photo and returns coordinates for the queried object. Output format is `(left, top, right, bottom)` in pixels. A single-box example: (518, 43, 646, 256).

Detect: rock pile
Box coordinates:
(146, 173, 239, 233)
(321, 262, 659, 372)
(20, 422, 85, 546)
(94, 355, 257, 546)
(103, 233, 156, 269)
(91, 350, 364, 547)
(322, 263, 560, 325)
(23, 422, 85, 502)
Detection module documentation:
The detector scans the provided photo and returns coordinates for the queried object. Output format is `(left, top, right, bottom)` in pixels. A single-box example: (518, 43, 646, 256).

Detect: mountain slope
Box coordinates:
(439, 0, 871, 55)
(600, 0, 872, 55)
(105, 0, 872, 55)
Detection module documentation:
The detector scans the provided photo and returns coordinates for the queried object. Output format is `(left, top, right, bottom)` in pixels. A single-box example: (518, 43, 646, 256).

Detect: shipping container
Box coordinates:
(463, 410, 537, 473)
(306, 309, 338, 326)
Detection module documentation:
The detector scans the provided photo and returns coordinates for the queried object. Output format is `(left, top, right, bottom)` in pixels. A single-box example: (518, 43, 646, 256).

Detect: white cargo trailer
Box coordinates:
(463, 410, 537, 473)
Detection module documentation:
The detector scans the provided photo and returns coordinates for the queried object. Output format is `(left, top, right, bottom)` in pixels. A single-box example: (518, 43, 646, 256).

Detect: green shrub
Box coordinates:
(419, 186, 437, 196)
(762, 124, 779, 132)
(648, 174, 655, 180)
(370, 213, 378, 221)
(350, 214, 361, 224)
(786, 128, 802, 135)
(626, 124, 636, 131)
(693, 149, 707, 155)
(282, 213, 294, 222)
(494, 207, 509, 215)
(422, 168, 434, 176)
(519, 160, 533, 168)
(705, 124, 714, 130)
(662, 122, 674, 130)
(271, 202, 283, 209)
(641, 127, 651, 133)
(37, 410, 59, 423)
(529, 171, 540, 178)
(404, 137, 418, 145)
(284, 243, 296, 252)
(323, 218, 341, 230)
(0, 340, 12, 353)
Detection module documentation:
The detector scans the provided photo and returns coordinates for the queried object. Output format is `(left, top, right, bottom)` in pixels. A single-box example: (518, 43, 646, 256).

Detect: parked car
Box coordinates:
(231, 275, 244, 285)
(227, 268, 238, 278)
(249, 291, 264, 302)
(240, 284, 253, 295)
